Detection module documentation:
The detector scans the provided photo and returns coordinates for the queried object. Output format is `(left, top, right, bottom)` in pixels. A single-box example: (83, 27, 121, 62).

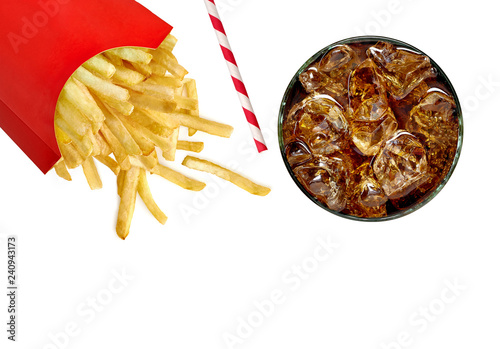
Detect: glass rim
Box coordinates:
(277, 35, 464, 222)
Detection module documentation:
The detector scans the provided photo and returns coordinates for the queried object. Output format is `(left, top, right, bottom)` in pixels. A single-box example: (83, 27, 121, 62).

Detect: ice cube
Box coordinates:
(408, 91, 459, 180)
(291, 96, 350, 155)
(407, 91, 457, 142)
(299, 65, 328, 93)
(293, 155, 351, 212)
(367, 41, 436, 99)
(353, 162, 388, 208)
(373, 130, 429, 199)
(285, 140, 313, 167)
(348, 59, 389, 122)
(351, 108, 398, 156)
(319, 45, 359, 80)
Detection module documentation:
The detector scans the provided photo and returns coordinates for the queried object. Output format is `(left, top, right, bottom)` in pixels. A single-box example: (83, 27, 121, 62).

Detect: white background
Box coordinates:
(1, 0, 499, 348)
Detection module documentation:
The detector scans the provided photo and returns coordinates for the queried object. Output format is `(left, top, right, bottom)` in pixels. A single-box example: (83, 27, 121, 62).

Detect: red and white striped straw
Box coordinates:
(203, 0, 268, 153)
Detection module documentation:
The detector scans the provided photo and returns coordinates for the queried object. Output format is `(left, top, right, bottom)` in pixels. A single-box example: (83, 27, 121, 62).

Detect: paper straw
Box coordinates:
(203, 0, 268, 153)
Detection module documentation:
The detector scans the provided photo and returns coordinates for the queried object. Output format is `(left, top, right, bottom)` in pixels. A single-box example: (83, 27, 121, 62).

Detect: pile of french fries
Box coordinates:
(52, 34, 270, 240)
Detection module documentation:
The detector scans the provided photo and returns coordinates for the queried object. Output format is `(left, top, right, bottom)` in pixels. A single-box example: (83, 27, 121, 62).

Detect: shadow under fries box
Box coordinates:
(0, 0, 172, 173)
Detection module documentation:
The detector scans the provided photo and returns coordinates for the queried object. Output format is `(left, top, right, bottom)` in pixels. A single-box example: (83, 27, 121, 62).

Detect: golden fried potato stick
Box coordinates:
(113, 65, 146, 86)
(62, 78, 106, 133)
(182, 79, 200, 137)
(159, 34, 177, 52)
(174, 95, 198, 111)
(103, 52, 123, 66)
(161, 127, 179, 162)
(182, 156, 271, 196)
(150, 75, 183, 89)
(128, 90, 177, 114)
(149, 61, 169, 77)
(165, 112, 233, 138)
(56, 98, 91, 136)
(137, 168, 167, 225)
(98, 100, 142, 156)
(128, 61, 153, 77)
(81, 157, 103, 190)
(137, 150, 159, 170)
(151, 49, 188, 79)
(126, 80, 175, 101)
(55, 126, 72, 145)
(95, 155, 120, 175)
(56, 122, 93, 158)
(59, 142, 84, 169)
(118, 116, 156, 156)
(87, 131, 101, 157)
(116, 167, 140, 240)
(117, 170, 126, 197)
(53, 159, 72, 181)
(108, 47, 153, 65)
(95, 92, 135, 116)
(82, 54, 116, 79)
(176, 141, 204, 153)
(138, 108, 180, 130)
(73, 66, 130, 102)
(99, 123, 130, 165)
(151, 164, 206, 191)
(116, 111, 175, 147)
(54, 116, 85, 146)
(94, 131, 112, 156)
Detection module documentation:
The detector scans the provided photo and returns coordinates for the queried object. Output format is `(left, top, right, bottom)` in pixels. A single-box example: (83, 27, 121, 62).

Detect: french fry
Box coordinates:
(165, 112, 234, 138)
(128, 90, 177, 114)
(127, 61, 153, 77)
(118, 116, 156, 156)
(55, 126, 72, 145)
(151, 164, 206, 191)
(182, 156, 271, 196)
(112, 65, 146, 86)
(98, 99, 142, 156)
(94, 131, 112, 156)
(149, 75, 183, 89)
(53, 159, 72, 181)
(116, 167, 140, 240)
(126, 109, 175, 138)
(95, 92, 135, 116)
(118, 113, 176, 155)
(183, 79, 200, 136)
(82, 54, 116, 79)
(126, 80, 175, 101)
(151, 49, 188, 79)
(108, 47, 153, 65)
(87, 131, 101, 157)
(138, 168, 167, 225)
(148, 61, 167, 77)
(174, 95, 198, 111)
(73, 66, 130, 102)
(81, 157, 103, 190)
(159, 34, 178, 52)
(177, 141, 204, 153)
(61, 78, 105, 130)
(139, 109, 180, 130)
(56, 98, 90, 136)
(138, 150, 159, 170)
(117, 170, 126, 197)
(95, 155, 120, 175)
(161, 127, 179, 162)
(103, 52, 123, 66)
(59, 142, 84, 169)
(99, 124, 129, 165)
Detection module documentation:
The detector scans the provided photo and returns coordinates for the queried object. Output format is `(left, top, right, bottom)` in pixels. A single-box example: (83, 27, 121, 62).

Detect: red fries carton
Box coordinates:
(0, 0, 172, 173)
